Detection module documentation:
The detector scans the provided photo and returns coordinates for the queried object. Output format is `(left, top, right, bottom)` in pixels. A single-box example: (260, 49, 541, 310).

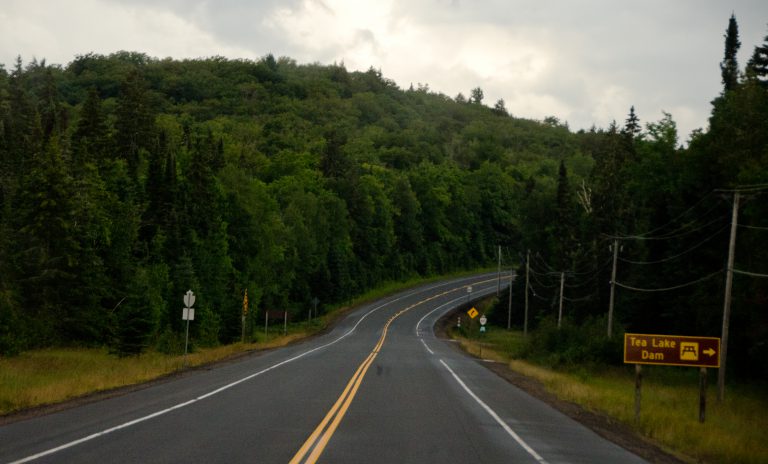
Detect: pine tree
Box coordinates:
(623, 106, 641, 139)
(555, 160, 575, 269)
(114, 70, 154, 179)
(72, 87, 109, 169)
(747, 25, 768, 87)
(721, 14, 741, 92)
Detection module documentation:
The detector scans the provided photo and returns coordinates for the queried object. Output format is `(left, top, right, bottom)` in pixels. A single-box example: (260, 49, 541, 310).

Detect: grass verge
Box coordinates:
(451, 328, 768, 464)
(0, 269, 489, 417)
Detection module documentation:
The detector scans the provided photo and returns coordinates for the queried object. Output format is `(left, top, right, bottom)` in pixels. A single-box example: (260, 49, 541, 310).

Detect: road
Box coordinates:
(0, 273, 646, 463)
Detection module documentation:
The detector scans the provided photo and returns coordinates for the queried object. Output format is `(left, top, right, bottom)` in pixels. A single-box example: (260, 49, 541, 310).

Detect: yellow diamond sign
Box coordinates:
(467, 307, 479, 319)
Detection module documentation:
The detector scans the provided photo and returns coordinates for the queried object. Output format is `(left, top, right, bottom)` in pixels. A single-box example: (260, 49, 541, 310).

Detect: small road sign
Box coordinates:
(624, 333, 720, 368)
(467, 307, 479, 319)
(479, 315, 487, 326)
(183, 290, 196, 308)
(182, 308, 195, 321)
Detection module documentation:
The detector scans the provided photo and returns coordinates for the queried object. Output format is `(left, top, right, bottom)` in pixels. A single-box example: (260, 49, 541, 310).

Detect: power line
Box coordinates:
(563, 294, 595, 303)
(714, 184, 768, 193)
(738, 223, 768, 231)
(606, 214, 726, 241)
(617, 224, 729, 265)
(733, 269, 768, 278)
(614, 269, 723, 293)
(608, 190, 720, 239)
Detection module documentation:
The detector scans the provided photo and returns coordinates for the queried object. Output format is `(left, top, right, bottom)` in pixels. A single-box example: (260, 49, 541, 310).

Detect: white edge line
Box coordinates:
(8, 277, 487, 464)
(420, 339, 434, 355)
(439, 359, 548, 464)
(415, 287, 498, 338)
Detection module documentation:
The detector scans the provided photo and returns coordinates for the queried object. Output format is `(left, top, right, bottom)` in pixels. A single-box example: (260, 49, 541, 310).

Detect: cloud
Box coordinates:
(2, 0, 767, 141)
(0, 0, 253, 66)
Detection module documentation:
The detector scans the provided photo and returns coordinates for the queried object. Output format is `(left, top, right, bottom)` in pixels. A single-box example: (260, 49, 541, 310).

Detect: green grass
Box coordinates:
(0, 269, 490, 416)
(451, 328, 768, 464)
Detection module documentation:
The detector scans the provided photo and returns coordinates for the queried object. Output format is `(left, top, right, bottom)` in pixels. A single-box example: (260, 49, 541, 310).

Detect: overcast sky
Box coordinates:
(1, 0, 767, 141)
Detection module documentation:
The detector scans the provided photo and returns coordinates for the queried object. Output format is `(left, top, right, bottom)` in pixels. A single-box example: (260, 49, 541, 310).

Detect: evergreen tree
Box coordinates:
(72, 87, 109, 169)
(114, 70, 154, 179)
(623, 106, 641, 139)
(555, 160, 575, 270)
(721, 14, 741, 92)
(747, 25, 768, 87)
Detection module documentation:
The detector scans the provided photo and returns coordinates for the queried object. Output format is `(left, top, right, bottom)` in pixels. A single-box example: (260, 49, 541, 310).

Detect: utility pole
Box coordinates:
(524, 250, 530, 336)
(608, 239, 619, 338)
(719, 192, 740, 402)
(558, 271, 565, 329)
(507, 271, 515, 330)
(497, 245, 502, 296)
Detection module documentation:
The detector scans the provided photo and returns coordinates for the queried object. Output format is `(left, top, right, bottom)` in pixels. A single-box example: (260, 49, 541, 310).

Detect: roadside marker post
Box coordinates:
(624, 333, 720, 423)
(182, 290, 196, 368)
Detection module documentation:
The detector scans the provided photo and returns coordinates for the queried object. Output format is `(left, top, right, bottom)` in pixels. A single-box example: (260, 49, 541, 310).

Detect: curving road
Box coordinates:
(0, 273, 646, 463)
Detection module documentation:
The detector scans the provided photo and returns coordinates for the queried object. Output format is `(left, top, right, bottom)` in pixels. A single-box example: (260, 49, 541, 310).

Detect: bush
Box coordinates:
(521, 315, 624, 368)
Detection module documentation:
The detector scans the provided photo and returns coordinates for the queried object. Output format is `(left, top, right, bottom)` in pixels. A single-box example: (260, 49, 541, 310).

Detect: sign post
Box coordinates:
(242, 289, 248, 343)
(624, 333, 720, 422)
(182, 290, 196, 367)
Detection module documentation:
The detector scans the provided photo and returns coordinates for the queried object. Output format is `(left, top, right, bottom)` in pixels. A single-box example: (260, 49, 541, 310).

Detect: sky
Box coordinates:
(1, 0, 767, 142)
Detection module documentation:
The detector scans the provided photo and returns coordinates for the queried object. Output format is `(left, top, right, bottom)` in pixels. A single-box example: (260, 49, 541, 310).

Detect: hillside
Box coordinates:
(0, 49, 766, 380)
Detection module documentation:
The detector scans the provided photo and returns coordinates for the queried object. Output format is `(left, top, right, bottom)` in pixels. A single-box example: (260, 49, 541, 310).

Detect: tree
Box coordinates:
(721, 14, 741, 92)
(114, 70, 154, 178)
(555, 160, 576, 269)
(747, 24, 768, 87)
(493, 98, 508, 116)
(623, 106, 641, 140)
(72, 87, 109, 169)
(470, 87, 484, 105)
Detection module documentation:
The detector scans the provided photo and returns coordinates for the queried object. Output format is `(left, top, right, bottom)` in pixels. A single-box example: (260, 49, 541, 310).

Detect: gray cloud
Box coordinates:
(2, 0, 767, 140)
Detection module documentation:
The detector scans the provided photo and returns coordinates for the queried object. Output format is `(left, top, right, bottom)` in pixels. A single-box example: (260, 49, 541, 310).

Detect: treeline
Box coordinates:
(0, 17, 767, 379)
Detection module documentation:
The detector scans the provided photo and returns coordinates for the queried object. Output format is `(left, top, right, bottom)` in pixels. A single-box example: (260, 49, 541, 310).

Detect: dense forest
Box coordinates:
(0, 17, 766, 378)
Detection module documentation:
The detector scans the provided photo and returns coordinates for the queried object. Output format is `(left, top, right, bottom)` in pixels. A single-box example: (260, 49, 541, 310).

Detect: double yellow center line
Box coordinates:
(289, 279, 493, 464)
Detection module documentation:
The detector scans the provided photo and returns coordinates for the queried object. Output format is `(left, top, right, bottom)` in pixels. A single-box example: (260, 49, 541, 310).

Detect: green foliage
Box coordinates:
(721, 14, 741, 92)
(0, 32, 766, 383)
(520, 316, 624, 368)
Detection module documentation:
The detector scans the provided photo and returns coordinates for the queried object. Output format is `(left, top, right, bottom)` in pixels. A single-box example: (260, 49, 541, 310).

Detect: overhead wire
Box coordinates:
(738, 223, 768, 231)
(605, 214, 727, 241)
(733, 269, 768, 278)
(614, 269, 723, 292)
(606, 190, 720, 240)
(617, 224, 729, 265)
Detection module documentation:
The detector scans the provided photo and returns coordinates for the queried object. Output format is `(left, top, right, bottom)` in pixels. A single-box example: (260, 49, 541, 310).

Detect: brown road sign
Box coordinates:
(624, 333, 720, 368)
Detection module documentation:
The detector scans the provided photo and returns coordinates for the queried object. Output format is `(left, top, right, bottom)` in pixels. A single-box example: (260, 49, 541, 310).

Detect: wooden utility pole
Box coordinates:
(507, 272, 514, 330)
(608, 239, 619, 338)
(558, 272, 565, 329)
(524, 250, 530, 336)
(719, 191, 740, 401)
(497, 245, 502, 296)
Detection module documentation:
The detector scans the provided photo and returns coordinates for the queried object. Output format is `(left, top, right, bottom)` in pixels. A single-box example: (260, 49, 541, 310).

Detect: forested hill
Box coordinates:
(0, 30, 767, 379)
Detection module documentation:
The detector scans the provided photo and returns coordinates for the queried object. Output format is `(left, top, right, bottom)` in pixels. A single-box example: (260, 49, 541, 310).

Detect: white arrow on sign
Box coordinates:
(479, 315, 487, 326)
(183, 290, 196, 308)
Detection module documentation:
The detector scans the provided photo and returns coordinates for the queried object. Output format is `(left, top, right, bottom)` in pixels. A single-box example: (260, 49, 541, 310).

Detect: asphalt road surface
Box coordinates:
(1, 273, 646, 463)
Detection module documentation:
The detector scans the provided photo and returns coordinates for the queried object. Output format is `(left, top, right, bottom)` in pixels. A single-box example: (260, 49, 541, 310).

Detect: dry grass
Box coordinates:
(0, 270, 493, 417)
(0, 331, 310, 416)
(455, 333, 768, 464)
